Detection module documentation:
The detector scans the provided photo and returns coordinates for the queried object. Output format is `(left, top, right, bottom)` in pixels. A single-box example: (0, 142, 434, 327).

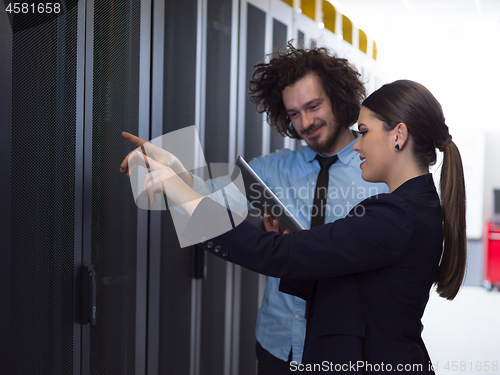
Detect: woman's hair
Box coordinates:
(362, 80, 466, 300)
(249, 42, 366, 139)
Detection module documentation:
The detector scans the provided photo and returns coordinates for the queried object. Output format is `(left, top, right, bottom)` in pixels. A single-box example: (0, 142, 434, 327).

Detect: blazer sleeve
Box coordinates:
(182, 194, 414, 280)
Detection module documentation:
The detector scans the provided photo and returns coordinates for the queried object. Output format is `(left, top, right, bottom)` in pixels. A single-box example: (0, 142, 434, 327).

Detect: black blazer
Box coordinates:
(184, 174, 442, 374)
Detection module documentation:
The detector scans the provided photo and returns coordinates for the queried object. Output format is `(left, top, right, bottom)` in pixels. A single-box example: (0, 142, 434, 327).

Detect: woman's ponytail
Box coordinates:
(434, 139, 467, 300)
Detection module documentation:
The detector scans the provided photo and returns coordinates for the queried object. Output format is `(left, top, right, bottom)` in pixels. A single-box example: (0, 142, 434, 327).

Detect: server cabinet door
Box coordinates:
(147, 0, 201, 374)
(150, 0, 242, 373)
(235, 1, 269, 374)
(199, 0, 239, 374)
(82, 0, 151, 374)
(0, 2, 85, 374)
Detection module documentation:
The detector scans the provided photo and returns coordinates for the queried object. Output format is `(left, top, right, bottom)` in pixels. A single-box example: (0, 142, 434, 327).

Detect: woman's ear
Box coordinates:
(394, 123, 409, 150)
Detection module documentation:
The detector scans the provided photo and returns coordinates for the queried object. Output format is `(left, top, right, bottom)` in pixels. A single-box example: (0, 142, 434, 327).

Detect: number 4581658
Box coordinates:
(5, 3, 61, 14)
(443, 361, 498, 372)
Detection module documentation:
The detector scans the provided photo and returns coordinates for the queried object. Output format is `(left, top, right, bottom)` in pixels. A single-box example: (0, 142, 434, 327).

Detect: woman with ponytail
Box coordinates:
(360, 80, 467, 301)
(131, 80, 466, 373)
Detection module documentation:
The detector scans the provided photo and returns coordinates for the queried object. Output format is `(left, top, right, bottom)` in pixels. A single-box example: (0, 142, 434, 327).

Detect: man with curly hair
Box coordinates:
(245, 43, 387, 374)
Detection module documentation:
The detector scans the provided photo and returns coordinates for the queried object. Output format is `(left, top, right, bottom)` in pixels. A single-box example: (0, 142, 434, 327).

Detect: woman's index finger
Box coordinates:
(122, 132, 147, 147)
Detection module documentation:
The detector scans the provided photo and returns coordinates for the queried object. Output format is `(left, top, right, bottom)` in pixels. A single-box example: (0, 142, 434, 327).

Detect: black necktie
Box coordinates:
(311, 154, 338, 228)
(303, 154, 338, 321)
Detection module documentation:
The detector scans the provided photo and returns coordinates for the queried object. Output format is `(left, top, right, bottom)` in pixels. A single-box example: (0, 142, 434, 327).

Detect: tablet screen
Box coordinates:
(231, 156, 304, 233)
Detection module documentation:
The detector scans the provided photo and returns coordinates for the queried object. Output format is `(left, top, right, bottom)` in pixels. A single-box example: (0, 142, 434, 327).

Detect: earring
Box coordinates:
(395, 144, 400, 151)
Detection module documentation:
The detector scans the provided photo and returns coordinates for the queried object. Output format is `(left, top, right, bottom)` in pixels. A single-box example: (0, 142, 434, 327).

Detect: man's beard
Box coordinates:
(303, 122, 343, 155)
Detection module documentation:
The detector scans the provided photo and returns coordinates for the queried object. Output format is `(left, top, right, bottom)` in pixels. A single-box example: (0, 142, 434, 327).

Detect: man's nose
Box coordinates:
(352, 137, 360, 152)
(301, 112, 314, 129)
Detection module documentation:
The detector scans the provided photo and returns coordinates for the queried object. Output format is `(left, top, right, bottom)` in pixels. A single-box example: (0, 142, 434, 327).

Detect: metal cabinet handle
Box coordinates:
(82, 264, 96, 326)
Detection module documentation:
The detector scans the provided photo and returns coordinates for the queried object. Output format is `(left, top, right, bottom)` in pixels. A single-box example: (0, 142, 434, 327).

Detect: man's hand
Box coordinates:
(263, 214, 290, 235)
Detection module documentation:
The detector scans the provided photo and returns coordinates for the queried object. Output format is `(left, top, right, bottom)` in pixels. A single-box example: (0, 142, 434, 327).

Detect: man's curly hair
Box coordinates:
(249, 42, 366, 139)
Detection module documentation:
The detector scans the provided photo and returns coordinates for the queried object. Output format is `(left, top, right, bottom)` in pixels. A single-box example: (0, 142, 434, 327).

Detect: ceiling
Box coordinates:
(329, 0, 500, 43)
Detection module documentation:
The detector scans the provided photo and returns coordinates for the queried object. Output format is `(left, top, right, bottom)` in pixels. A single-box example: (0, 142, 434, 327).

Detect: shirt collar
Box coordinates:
(304, 130, 360, 165)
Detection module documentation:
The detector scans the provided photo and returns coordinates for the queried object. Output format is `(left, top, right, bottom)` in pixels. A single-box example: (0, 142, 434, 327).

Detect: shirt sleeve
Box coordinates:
(190, 173, 213, 195)
(183, 193, 414, 280)
(248, 156, 267, 181)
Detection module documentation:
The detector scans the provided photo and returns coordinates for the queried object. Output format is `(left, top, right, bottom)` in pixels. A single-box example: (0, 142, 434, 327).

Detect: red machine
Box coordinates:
(483, 221, 500, 291)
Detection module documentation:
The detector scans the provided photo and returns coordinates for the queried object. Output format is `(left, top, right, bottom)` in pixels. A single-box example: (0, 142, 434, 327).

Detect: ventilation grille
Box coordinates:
(158, 1, 198, 372)
(89, 0, 141, 373)
(10, 4, 78, 374)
